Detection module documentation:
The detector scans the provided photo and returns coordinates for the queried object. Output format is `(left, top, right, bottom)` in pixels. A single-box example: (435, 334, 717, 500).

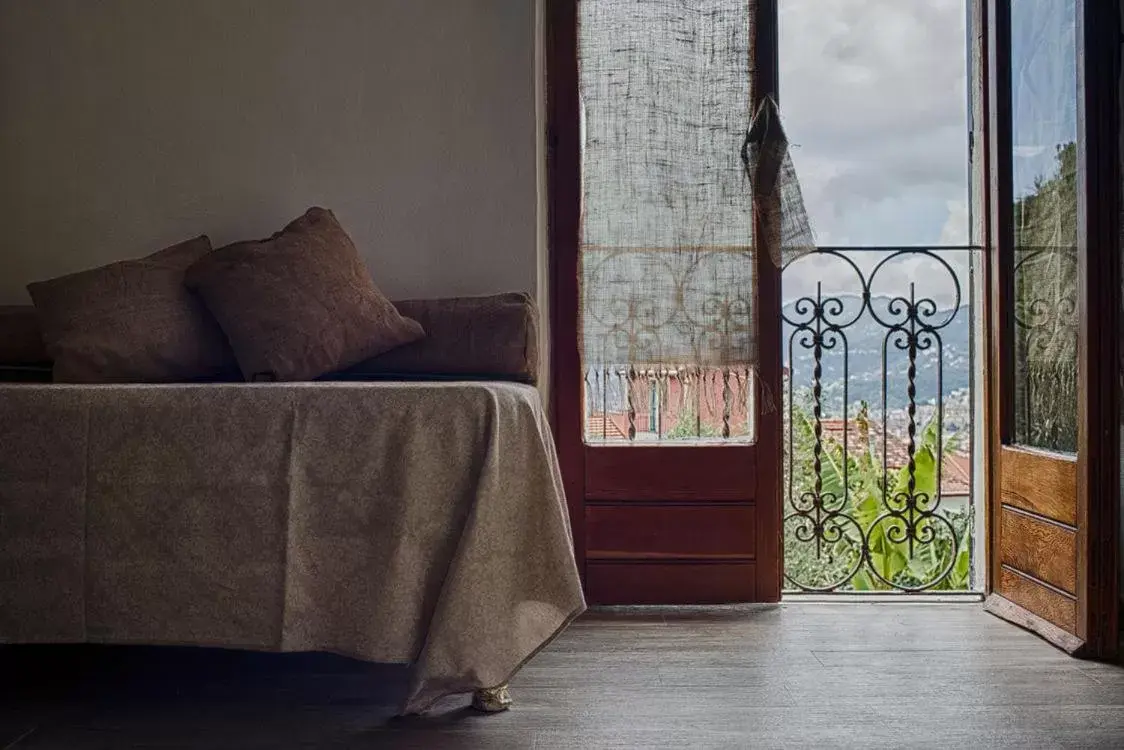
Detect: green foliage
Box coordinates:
(1013, 141, 1077, 245)
(666, 403, 722, 440)
(784, 399, 972, 592)
(1011, 141, 1079, 453)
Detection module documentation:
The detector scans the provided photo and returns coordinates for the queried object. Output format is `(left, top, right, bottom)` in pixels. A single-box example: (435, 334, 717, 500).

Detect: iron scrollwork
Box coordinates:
(581, 246, 756, 443)
(783, 248, 971, 592)
(1011, 246, 1079, 453)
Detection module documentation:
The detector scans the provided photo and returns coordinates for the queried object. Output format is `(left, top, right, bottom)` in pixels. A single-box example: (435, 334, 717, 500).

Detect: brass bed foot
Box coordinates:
(471, 683, 512, 713)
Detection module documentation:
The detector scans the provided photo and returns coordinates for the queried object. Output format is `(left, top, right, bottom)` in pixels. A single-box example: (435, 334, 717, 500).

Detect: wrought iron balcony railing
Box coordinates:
(782, 246, 981, 593)
(579, 244, 983, 593)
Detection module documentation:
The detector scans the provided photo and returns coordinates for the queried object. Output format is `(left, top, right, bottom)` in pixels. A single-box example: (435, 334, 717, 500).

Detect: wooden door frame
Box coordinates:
(545, 0, 584, 583)
(753, 0, 784, 606)
(982, 0, 1120, 659)
(545, 0, 784, 601)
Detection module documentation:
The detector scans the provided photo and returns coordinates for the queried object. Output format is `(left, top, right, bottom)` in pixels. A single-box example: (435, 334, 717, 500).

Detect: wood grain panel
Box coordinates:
(585, 446, 755, 501)
(586, 504, 756, 560)
(1000, 447, 1077, 525)
(998, 566, 1076, 634)
(585, 562, 756, 605)
(983, 594, 1085, 655)
(999, 507, 1077, 594)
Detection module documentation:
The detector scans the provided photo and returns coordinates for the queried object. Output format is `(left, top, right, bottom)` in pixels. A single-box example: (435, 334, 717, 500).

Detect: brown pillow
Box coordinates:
(27, 237, 237, 383)
(0, 306, 49, 366)
(185, 207, 425, 381)
(339, 293, 540, 383)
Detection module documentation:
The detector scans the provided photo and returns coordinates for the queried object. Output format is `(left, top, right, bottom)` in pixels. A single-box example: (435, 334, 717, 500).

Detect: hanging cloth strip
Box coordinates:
(743, 95, 817, 269)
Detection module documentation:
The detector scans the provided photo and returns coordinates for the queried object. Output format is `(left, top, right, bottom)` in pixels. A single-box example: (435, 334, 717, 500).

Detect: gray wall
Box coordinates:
(0, 0, 542, 305)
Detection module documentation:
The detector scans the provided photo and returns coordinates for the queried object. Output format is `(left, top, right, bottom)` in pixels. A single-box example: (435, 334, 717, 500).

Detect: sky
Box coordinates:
(778, 0, 972, 310)
(1010, 0, 1077, 200)
(779, 0, 970, 249)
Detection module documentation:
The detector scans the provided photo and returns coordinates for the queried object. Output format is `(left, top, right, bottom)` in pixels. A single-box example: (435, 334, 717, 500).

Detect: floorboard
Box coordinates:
(2, 603, 1123, 749)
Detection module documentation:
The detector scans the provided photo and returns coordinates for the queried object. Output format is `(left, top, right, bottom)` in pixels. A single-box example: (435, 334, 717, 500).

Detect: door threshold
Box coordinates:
(783, 592, 985, 603)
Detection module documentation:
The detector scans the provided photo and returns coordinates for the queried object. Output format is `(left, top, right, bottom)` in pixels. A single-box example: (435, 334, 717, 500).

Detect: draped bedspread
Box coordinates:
(0, 381, 585, 713)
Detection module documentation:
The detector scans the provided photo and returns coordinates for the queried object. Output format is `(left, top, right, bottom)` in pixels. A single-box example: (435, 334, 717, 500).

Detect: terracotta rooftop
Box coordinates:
(818, 418, 971, 497)
(586, 413, 629, 440)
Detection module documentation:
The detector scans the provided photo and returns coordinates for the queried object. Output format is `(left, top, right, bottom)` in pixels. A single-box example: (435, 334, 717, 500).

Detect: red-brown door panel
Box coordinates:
(586, 503, 757, 560)
(584, 445, 756, 501)
(586, 561, 757, 605)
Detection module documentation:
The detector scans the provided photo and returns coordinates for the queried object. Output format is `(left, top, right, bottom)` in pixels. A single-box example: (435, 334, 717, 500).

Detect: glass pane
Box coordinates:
(1009, 0, 1079, 454)
(778, 0, 970, 247)
(578, 1, 755, 444)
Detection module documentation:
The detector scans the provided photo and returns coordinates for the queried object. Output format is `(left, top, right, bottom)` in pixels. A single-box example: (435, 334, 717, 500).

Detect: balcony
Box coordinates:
(783, 246, 981, 593)
(583, 244, 983, 594)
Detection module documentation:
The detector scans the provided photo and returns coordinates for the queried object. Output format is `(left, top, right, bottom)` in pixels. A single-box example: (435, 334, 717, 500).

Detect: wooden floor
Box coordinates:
(3, 603, 1124, 749)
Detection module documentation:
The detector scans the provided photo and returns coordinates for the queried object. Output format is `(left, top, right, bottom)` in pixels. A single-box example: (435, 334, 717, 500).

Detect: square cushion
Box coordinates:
(27, 237, 237, 383)
(185, 208, 425, 381)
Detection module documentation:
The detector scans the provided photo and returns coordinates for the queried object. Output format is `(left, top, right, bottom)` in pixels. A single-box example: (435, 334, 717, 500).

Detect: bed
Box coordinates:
(0, 379, 585, 714)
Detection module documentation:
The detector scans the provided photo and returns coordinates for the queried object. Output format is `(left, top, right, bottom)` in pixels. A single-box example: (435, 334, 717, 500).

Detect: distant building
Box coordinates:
(817, 418, 971, 501)
(586, 366, 755, 441)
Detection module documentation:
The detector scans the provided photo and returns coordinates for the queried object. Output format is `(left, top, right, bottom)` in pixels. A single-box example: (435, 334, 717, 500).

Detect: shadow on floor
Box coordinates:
(1, 645, 499, 748)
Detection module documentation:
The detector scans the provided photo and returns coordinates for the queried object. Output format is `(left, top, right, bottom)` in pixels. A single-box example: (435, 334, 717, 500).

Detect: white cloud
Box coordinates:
(938, 200, 971, 246)
(784, 246, 970, 311)
(779, 0, 970, 248)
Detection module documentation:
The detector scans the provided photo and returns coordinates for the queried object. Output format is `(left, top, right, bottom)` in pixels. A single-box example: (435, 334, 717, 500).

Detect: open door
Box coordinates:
(548, 0, 783, 605)
(983, 0, 1119, 657)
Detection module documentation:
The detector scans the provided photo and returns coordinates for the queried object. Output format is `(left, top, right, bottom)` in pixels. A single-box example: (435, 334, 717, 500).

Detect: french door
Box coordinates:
(552, 0, 1120, 617)
(548, 0, 783, 604)
(983, 0, 1118, 657)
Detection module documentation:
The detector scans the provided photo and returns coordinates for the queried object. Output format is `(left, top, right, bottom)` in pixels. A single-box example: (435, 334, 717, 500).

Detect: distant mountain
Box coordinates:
(783, 295, 972, 412)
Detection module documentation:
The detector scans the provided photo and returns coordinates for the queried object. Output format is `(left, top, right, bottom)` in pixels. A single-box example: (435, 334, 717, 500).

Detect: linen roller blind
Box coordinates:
(578, 0, 812, 372)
